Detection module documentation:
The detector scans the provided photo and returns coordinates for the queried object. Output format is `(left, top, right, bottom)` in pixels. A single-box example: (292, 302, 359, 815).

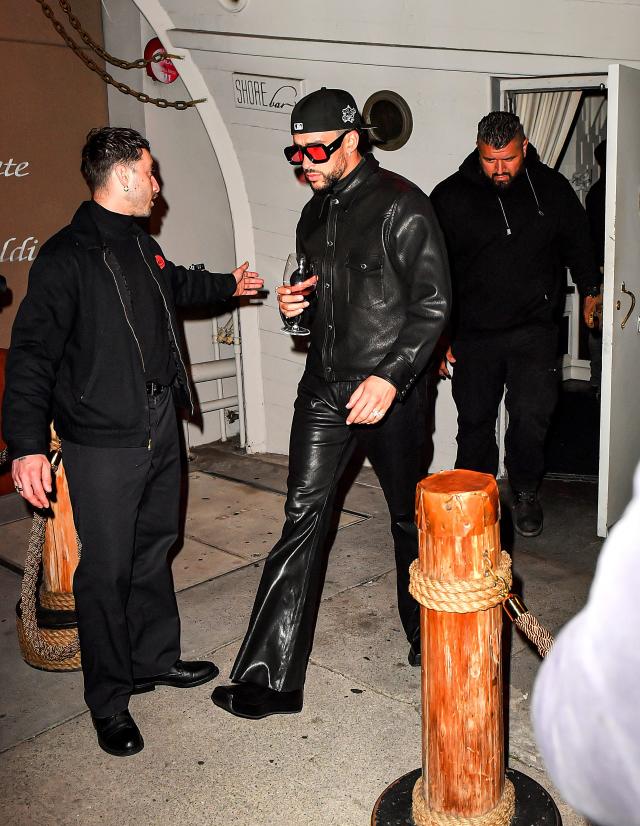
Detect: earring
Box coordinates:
(123, 185, 129, 192)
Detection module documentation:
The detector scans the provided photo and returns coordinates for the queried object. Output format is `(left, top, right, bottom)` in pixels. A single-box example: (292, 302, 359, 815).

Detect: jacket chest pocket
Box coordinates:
(346, 253, 384, 309)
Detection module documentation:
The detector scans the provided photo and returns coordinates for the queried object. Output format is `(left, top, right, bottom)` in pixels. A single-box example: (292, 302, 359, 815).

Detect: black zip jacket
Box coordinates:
(3, 201, 237, 458)
(430, 145, 600, 339)
(298, 154, 450, 399)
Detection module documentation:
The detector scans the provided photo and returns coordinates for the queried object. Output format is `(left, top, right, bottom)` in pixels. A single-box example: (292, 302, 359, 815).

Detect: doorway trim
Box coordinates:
(133, 0, 266, 452)
(491, 72, 608, 478)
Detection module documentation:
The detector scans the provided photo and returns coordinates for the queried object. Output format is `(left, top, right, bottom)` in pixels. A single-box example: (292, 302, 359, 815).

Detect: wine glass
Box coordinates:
(280, 253, 311, 336)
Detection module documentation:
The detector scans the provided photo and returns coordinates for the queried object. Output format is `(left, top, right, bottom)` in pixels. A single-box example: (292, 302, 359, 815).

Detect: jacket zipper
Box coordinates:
(103, 249, 152, 449)
(137, 238, 194, 415)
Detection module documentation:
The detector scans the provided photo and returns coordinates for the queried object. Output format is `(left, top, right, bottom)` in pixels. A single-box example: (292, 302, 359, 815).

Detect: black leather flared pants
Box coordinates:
(231, 371, 425, 692)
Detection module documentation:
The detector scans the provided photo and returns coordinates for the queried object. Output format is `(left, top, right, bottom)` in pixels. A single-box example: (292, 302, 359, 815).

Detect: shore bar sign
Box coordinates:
(232, 74, 304, 113)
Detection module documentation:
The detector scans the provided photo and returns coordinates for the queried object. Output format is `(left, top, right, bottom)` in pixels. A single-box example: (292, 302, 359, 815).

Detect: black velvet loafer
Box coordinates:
(408, 641, 421, 667)
(133, 659, 219, 694)
(211, 682, 303, 720)
(92, 709, 143, 757)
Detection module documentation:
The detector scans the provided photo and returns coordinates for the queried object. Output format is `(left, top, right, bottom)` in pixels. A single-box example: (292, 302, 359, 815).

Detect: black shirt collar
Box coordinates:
(89, 200, 137, 240)
(318, 153, 379, 214)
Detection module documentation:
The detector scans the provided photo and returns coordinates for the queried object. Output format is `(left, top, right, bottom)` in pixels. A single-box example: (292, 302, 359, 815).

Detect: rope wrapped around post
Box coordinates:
(1, 445, 82, 667)
(409, 547, 516, 826)
(410, 552, 555, 659)
(19, 514, 82, 663)
(371, 470, 562, 824)
(412, 780, 516, 826)
(409, 550, 513, 614)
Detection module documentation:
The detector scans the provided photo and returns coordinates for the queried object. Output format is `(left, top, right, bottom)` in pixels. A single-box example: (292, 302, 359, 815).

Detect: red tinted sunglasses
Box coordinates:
(284, 130, 350, 165)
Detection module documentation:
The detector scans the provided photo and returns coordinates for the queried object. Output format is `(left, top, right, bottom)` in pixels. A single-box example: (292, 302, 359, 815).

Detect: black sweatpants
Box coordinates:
(231, 371, 425, 693)
(451, 326, 559, 492)
(63, 388, 181, 717)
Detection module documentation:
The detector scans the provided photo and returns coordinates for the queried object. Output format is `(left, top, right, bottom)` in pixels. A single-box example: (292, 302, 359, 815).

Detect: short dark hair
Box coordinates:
(477, 111, 525, 149)
(81, 127, 150, 192)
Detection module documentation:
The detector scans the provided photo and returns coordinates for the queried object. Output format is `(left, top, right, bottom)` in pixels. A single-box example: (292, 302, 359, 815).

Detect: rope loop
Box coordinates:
(20, 514, 81, 661)
(412, 777, 516, 826)
(409, 550, 512, 614)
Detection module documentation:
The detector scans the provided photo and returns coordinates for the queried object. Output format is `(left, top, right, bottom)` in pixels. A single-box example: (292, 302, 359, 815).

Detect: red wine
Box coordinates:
(290, 254, 308, 286)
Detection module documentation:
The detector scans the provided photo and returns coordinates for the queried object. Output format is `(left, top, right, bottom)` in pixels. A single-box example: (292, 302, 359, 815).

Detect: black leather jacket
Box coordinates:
(298, 155, 450, 399)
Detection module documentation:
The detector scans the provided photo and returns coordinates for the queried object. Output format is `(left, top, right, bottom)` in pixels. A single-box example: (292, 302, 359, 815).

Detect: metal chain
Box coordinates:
(34, 0, 206, 111)
(57, 0, 182, 70)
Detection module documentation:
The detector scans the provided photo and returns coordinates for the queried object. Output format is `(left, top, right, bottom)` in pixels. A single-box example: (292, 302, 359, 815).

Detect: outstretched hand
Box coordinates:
(232, 261, 264, 297)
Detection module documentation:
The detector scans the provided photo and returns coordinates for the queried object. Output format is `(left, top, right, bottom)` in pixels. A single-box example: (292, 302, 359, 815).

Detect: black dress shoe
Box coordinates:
(513, 491, 543, 537)
(211, 682, 303, 720)
(92, 709, 143, 757)
(133, 659, 219, 694)
(408, 642, 421, 667)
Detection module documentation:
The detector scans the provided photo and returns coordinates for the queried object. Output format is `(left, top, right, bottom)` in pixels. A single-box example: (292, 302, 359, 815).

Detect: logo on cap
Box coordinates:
(341, 105, 357, 124)
(293, 122, 304, 131)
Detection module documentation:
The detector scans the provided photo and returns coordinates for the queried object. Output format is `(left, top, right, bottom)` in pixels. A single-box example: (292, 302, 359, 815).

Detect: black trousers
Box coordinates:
(451, 326, 559, 492)
(63, 388, 181, 717)
(231, 371, 425, 692)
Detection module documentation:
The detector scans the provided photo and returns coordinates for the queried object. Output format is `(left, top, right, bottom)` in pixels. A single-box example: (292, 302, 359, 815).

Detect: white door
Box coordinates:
(597, 64, 640, 536)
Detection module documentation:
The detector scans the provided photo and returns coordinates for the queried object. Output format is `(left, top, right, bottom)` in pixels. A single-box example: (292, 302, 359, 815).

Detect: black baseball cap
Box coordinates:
(291, 87, 363, 134)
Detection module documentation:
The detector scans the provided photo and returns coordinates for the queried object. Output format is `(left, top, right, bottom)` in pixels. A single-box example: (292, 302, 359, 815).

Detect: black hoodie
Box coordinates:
(430, 145, 600, 340)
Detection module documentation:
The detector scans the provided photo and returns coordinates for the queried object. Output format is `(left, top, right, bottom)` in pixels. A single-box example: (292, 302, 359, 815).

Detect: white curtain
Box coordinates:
(512, 91, 582, 168)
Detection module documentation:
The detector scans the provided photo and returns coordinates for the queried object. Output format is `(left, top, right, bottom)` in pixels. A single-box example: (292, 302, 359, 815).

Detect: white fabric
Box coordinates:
(513, 91, 582, 168)
(532, 463, 640, 826)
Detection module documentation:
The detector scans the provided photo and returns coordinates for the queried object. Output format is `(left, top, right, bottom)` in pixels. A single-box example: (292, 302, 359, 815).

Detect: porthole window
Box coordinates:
(362, 90, 413, 151)
(217, 0, 248, 11)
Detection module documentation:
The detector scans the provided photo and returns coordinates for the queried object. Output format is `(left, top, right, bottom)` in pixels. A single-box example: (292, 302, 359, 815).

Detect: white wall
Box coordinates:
(118, 0, 639, 467)
(102, 0, 239, 448)
(162, 0, 640, 62)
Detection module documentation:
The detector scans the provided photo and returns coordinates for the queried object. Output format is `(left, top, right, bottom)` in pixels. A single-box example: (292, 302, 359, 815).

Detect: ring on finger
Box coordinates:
(372, 408, 383, 418)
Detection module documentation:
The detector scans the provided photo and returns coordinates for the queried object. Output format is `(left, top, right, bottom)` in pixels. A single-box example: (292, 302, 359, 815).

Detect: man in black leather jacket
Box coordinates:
(4, 127, 262, 756)
(212, 88, 450, 720)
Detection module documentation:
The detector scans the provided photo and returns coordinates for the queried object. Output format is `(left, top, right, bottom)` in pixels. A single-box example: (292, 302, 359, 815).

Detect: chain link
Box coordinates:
(34, 0, 206, 111)
(58, 0, 183, 70)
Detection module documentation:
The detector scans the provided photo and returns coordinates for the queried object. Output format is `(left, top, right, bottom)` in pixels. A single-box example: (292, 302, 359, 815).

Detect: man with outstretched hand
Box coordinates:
(3, 127, 262, 756)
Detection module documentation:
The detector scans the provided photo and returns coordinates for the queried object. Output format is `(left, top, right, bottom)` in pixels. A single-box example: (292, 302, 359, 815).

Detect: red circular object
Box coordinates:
(144, 37, 179, 84)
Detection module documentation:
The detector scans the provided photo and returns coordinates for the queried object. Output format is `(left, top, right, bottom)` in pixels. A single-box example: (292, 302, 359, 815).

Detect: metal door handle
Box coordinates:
(616, 282, 636, 329)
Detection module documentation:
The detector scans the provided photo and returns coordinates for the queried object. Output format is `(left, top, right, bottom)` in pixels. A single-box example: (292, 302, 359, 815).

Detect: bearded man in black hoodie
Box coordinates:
(431, 111, 601, 537)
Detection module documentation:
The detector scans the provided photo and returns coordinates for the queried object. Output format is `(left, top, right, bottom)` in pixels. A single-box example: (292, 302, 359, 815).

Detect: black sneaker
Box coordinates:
(513, 491, 543, 537)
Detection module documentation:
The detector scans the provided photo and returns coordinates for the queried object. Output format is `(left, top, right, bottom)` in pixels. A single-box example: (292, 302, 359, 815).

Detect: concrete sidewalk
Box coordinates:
(0, 444, 600, 825)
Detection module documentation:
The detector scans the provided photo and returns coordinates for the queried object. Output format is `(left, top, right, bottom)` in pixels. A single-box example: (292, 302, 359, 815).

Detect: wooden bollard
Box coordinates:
(42, 456, 79, 608)
(15, 431, 81, 672)
(415, 470, 505, 818)
(371, 469, 561, 826)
